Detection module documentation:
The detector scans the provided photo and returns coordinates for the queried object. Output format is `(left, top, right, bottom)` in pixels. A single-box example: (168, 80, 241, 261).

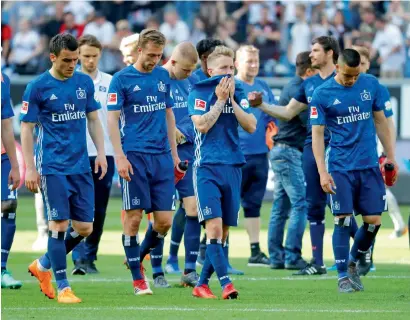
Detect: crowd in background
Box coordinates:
(2, 0, 410, 78)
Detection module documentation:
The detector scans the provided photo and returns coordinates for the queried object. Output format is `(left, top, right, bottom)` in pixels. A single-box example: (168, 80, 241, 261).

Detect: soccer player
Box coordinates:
(249, 36, 352, 275)
(189, 45, 256, 299)
(234, 45, 274, 266)
(311, 48, 397, 293)
(120, 33, 139, 66)
(23, 33, 107, 304)
(107, 29, 180, 295)
(71, 35, 115, 275)
(193, 39, 224, 81)
(1, 72, 22, 289)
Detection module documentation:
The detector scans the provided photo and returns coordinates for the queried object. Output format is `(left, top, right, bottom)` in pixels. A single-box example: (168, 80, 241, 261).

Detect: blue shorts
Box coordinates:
(40, 173, 94, 222)
(175, 143, 194, 199)
(121, 152, 175, 212)
(329, 167, 386, 216)
(302, 144, 327, 222)
(1, 157, 17, 201)
(193, 164, 242, 227)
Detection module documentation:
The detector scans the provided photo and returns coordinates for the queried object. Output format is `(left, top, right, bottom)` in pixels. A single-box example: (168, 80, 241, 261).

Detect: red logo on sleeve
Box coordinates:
(194, 99, 207, 111)
(21, 101, 29, 114)
(107, 93, 117, 105)
(310, 106, 318, 119)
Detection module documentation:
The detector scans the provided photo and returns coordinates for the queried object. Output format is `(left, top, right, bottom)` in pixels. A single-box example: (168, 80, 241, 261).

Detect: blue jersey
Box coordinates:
(192, 68, 207, 82)
(107, 65, 173, 154)
(236, 78, 276, 155)
(188, 75, 251, 166)
(310, 73, 385, 172)
(293, 71, 336, 146)
(20, 71, 100, 175)
(1, 73, 14, 160)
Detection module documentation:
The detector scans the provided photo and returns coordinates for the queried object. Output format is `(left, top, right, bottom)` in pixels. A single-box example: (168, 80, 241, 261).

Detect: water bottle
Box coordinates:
(174, 160, 189, 184)
(384, 163, 395, 187)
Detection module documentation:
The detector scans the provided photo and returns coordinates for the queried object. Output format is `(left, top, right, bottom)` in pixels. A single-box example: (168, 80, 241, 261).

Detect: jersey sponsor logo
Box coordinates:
(360, 90, 371, 101)
(333, 99, 341, 105)
(240, 98, 250, 109)
(194, 99, 206, 111)
(76, 87, 86, 100)
(385, 101, 392, 110)
(133, 85, 141, 92)
(52, 103, 86, 122)
(203, 206, 212, 216)
(158, 81, 166, 92)
(50, 208, 58, 218)
(107, 93, 117, 105)
(21, 101, 29, 114)
(50, 94, 58, 100)
(99, 86, 107, 92)
(336, 106, 371, 125)
(310, 106, 318, 119)
(133, 96, 167, 113)
(132, 197, 140, 206)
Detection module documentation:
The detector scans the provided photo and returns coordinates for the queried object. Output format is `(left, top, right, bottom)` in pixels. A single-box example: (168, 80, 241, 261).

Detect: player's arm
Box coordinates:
(166, 108, 180, 166)
(1, 118, 20, 190)
(191, 76, 230, 134)
(230, 78, 256, 133)
(374, 110, 395, 164)
(387, 117, 396, 145)
(87, 110, 107, 179)
(21, 121, 39, 193)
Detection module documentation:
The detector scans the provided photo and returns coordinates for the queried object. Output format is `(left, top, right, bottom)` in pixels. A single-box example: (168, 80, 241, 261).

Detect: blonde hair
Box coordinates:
(207, 45, 234, 66)
(352, 45, 370, 62)
(172, 42, 198, 65)
(138, 29, 166, 49)
(235, 45, 259, 60)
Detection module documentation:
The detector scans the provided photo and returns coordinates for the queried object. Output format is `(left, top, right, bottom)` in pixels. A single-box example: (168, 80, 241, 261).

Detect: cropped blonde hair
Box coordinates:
(138, 29, 166, 49)
(207, 45, 234, 66)
(235, 45, 259, 60)
(351, 45, 370, 62)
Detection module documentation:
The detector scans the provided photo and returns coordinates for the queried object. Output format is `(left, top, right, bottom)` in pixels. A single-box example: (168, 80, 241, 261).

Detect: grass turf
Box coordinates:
(1, 196, 410, 319)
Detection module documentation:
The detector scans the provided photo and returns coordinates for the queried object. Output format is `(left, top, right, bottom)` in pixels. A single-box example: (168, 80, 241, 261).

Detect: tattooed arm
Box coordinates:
(191, 76, 230, 134)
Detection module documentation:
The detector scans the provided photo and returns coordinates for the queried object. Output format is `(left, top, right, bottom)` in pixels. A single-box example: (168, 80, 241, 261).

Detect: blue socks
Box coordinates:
(350, 216, 359, 239)
(48, 231, 69, 291)
(150, 238, 164, 277)
(122, 234, 142, 281)
(350, 223, 381, 263)
(309, 220, 325, 266)
(332, 217, 351, 279)
(207, 239, 231, 288)
(197, 249, 214, 286)
(1, 212, 16, 270)
(184, 216, 200, 273)
(169, 205, 186, 260)
(140, 223, 165, 262)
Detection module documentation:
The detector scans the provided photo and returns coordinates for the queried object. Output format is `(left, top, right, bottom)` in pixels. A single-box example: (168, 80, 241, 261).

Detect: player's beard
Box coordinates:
(143, 61, 155, 72)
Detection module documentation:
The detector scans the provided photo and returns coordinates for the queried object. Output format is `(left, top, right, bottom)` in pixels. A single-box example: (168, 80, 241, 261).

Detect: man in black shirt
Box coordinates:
(267, 51, 317, 269)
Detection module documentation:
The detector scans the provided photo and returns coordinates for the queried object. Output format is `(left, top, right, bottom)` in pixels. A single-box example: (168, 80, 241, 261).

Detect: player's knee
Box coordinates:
(48, 220, 69, 232)
(153, 219, 172, 234)
(243, 207, 260, 218)
(362, 215, 382, 226)
(334, 215, 352, 227)
(184, 201, 197, 217)
(79, 225, 93, 237)
(205, 218, 223, 239)
(1, 200, 18, 216)
(124, 212, 142, 233)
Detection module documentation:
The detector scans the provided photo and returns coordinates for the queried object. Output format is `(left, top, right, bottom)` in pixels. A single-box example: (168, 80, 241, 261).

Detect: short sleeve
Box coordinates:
(188, 90, 207, 116)
(1, 76, 14, 120)
(309, 91, 326, 126)
(166, 83, 174, 109)
(20, 82, 40, 123)
(234, 81, 251, 114)
(107, 75, 125, 111)
(372, 82, 385, 112)
(379, 85, 393, 118)
(85, 77, 100, 113)
(293, 81, 308, 104)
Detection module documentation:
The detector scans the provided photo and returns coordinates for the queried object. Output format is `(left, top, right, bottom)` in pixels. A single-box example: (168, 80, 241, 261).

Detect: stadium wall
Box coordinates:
(8, 77, 410, 204)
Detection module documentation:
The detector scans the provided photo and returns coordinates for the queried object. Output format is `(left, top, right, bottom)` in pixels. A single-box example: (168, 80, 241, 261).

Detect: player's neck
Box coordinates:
(81, 67, 98, 80)
(236, 73, 255, 85)
(162, 61, 175, 79)
(49, 67, 68, 81)
(319, 63, 336, 79)
(133, 61, 150, 73)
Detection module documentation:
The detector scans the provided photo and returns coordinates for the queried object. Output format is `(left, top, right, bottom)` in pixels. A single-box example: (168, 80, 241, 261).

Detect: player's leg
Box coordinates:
(165, 200, 186, 274)
(242, 154, 270, 267)
(386, 188, 407, 238)
(197, 234, 207, 266)
(1, 158, 21, 289)
(142, 153, 174, 288)
(329, 171, 355, 293)
(32, 191, 48, 251)
(180, 196, 201, 287)
(82, 156, 115, 273)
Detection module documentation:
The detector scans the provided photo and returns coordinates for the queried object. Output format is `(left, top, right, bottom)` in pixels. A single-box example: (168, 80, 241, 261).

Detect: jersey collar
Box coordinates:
(93, 69, 102, 86)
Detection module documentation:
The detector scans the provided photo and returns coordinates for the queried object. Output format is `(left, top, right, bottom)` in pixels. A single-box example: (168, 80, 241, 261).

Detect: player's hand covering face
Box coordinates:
(320, 172, 337, 195)
(215, 76, 231, 101)
(248, 91, 263, 107)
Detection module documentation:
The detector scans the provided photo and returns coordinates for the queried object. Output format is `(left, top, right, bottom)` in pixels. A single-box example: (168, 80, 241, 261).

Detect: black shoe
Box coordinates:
(348, 261, 364, 292)
(285, 259, 307, 270)
(270, 262, 285, 270)
(358, 249, 372, 276)
(72, 260, 87, 275)
(292, 259, 327, 276)
(84, 260, 99, 274)
(248, 252, 270, 267)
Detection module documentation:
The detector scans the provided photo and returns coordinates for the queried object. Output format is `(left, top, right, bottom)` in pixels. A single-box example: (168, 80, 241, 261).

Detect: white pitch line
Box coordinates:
(21, 275, 410, 284)
(2, 306, 403, 313)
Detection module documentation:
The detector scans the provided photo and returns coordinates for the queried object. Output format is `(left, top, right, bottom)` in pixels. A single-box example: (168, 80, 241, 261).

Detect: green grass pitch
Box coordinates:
(1, 196, 410, 320)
